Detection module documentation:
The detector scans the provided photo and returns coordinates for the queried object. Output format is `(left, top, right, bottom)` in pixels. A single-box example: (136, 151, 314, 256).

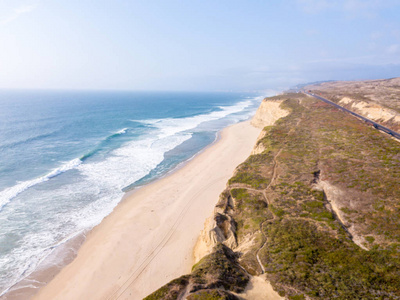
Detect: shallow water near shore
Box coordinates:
(0, 90, 263, 296)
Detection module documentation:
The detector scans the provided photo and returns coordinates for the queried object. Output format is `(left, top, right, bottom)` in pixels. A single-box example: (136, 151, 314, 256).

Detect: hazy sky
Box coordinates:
(1, 0, 400, 91)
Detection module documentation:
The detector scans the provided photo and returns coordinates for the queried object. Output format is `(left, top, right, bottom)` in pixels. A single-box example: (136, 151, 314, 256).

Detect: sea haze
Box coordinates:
(0, 90, 262, 294)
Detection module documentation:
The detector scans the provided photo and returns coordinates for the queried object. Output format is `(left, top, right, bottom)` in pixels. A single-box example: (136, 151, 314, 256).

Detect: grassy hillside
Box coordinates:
(145, 93, 400, 299)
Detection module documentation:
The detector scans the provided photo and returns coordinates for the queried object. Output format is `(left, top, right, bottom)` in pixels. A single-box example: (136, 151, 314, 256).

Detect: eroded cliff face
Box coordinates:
(305, 77, 400, 132)
(194, 99, 290, 262)
(250, 99, 289, 129)
(193, 194, 238, 264)
(339, 97, 400, 130)
(251, 99, 289, 155)
(145, 92, 400, 300)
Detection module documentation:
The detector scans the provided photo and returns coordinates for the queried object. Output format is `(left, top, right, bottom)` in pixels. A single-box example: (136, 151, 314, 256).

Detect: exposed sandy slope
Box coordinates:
(192, 99, 288, 300)
(236, 275, 283, 300)
(251, 99, 289, 155)
(32, 121, 260, 300)
(305, 77, 400, 112)
(194, 99, 290, 260)
(338, 97, 400, 124)
(250, 99, 289, 129)
(305, 77, 400, 131)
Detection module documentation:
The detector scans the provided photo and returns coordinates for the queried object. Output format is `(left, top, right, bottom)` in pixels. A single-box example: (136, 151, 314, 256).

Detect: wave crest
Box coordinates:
(135, 100, 253, 137)
(0, 158, 82, 211)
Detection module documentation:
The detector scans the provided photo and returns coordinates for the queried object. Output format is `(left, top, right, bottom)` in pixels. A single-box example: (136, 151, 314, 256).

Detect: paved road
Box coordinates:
(304, 92, 400, 140)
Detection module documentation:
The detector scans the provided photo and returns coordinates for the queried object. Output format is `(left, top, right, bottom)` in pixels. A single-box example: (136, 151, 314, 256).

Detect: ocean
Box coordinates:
(0, 90, 263, 295)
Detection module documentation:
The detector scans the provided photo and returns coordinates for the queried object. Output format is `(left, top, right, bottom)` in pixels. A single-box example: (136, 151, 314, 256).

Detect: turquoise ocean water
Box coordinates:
(0, 90, 263, 294)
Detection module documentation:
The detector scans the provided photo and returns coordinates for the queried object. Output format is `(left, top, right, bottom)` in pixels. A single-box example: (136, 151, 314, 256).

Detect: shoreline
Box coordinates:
(1, 123, 222, 300)
(8, 120, 260, 300)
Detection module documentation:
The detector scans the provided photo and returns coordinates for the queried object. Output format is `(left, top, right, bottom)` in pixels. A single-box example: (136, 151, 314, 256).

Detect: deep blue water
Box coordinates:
(0, 90, 262, 294)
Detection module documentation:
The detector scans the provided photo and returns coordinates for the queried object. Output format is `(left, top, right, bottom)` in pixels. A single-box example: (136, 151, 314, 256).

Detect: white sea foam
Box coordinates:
(0, 132, 193, 294)
(73, 100, 257, 221)
(0, 96, 261, 295)
(0, 158, 82, 211)
(79, 134, 192, 193)
(56, 99, 257, 231)
(0, 127, 131, 213)
(139, 100, 253, 137)
(115, 128, 128, 135)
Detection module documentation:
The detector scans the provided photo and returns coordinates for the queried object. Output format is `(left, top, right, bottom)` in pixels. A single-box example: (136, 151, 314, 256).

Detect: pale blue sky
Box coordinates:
(1, 0, 400, 91)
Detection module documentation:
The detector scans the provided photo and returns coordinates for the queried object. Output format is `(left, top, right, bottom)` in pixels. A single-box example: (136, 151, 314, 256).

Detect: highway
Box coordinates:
(304, 92, 400, 140)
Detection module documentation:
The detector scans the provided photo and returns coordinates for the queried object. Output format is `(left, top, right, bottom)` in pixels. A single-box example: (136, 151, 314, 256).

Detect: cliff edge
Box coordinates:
(250, 99, 289, 129)
(145, 87, 400, 299)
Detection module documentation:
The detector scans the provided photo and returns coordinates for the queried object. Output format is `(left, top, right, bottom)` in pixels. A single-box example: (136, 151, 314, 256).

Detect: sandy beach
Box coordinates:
(29, 120, 260, 300)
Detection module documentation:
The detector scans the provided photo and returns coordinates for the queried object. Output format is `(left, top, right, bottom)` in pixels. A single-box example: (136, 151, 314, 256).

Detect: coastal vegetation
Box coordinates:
(144, 244, 247, 300)
(305, 77, 400, 132)
(145, 90, 400, 299)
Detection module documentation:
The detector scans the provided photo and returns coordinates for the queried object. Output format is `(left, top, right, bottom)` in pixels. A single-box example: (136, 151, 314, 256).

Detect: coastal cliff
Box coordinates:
(250, 99, 289, 129)
(305, 77, 400, 132)
(145, 86, 400, 299)
(193, 99, 290, 264)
